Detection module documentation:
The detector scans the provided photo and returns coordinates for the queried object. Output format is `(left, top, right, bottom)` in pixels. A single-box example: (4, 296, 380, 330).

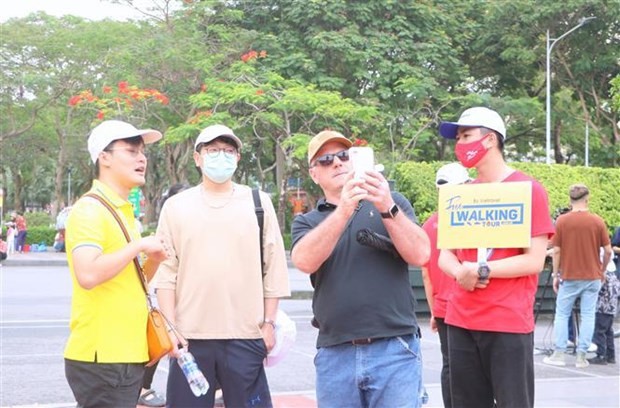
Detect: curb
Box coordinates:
(0, 257, 315, 299)
(2, 259, 68, 267)
(3, 257, 298, 268)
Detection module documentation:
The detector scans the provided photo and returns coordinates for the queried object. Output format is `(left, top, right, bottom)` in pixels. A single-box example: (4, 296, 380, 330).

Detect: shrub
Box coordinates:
(283, 232, 292, 250)
(393, 162, 620, 232)
(26, 226, 56, 246)
(24, 211, 53, 228)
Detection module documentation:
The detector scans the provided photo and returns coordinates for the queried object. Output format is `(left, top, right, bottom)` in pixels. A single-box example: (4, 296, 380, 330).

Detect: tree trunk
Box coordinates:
(275, 143, 287, 234)
(53, 130, 67, 218)
(12, 171, 23, 212)
(553, 121, 564, 164)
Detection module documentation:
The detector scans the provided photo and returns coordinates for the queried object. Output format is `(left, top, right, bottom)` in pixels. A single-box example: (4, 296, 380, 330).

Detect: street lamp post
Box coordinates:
(545, 16, 596, 165)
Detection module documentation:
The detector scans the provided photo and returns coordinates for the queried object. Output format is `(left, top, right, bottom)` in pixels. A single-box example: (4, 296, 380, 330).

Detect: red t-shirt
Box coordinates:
(16, 215, 27, 231)
(422, 212, 455, 318)
(445, 171, 555, 333)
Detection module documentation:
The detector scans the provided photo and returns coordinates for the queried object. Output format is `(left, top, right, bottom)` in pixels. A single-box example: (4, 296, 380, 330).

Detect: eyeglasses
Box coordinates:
(203, 147, 237, 158)
(436, 179, 448, 185)
(104, 147, 146, 157)
(313, 150, 350, 167)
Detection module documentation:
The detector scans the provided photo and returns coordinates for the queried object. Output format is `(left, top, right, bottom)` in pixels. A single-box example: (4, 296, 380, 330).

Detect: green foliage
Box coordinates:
(24, 211, 53, 228)
(394, 162, 620, 231)
(1, 1, 618, 226)
(26, 226, 56, 246)
(283, 232, 292, 251)
(611, 75, 620, 113)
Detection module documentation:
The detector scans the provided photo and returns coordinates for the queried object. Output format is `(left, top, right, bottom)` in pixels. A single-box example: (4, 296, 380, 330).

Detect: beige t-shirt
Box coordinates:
(154, 184, 290, 339)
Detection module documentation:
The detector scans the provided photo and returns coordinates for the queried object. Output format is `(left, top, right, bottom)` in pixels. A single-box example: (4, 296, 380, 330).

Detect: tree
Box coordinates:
(232, 0, 482, 163)
(466, 0, 620, 166)
(166, 50, 379, 228)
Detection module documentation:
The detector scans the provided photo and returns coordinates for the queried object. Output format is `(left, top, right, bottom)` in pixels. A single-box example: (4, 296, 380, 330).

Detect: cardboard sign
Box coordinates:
(437, 181, 532, 249)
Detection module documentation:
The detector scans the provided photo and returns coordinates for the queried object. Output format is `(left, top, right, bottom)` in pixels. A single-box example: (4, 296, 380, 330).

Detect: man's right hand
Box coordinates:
(140, 235, 168, 262)
(338, 172, 368, 217)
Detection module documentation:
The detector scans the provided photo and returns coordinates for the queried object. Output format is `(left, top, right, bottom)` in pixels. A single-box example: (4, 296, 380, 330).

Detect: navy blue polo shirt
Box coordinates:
(291, 192, 419, 348)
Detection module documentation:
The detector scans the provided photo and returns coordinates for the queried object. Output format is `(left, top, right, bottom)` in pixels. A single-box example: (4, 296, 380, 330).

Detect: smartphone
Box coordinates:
(349, 147, 375, 179)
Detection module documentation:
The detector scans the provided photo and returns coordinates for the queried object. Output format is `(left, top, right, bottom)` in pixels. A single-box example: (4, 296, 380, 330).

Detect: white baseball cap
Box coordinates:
(194, 124, 243, 151)
(88, 120, 162, 163)
(439, 107, 506, 140)
(435, 162, 471, 186)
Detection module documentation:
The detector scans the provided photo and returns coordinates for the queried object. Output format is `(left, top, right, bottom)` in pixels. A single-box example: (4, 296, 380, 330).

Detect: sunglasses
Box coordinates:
(436, 179, 448, 185)
(313, 150, 350, 167)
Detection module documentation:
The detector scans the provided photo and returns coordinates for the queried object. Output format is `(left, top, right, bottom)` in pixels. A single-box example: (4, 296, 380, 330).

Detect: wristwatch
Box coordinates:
(477, 261, 490, 282)
(380, 204, 399, 219)
(261, 318, 276, 329)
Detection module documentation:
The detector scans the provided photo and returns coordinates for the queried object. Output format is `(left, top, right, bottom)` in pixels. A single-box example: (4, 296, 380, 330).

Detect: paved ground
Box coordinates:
(1, 251, 619, 407)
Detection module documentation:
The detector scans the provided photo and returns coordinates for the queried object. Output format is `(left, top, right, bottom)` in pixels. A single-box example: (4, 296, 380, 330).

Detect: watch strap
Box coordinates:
(380, 204, 399, 219)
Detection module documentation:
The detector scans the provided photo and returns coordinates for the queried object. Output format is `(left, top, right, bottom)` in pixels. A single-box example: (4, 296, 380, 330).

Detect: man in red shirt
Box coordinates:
(11, 212, 27, 253)
(438, 107, 554, 407)
(421, 162, 470, 408)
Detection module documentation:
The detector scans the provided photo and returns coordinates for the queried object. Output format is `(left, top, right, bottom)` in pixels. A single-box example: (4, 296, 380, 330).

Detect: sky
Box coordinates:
(1, 0, 151, 22)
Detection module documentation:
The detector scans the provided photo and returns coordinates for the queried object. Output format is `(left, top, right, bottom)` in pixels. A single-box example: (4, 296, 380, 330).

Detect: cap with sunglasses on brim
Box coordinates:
(88, 120, 163, 164)
(435, 162, 471, 186)
(308, 130, 352, 164)
(439, 107, 506, 140)
(194, 124, 243, 151)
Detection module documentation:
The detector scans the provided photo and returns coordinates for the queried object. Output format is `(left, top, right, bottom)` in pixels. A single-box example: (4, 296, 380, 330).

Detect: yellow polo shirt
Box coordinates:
(64, 180, 148, 363)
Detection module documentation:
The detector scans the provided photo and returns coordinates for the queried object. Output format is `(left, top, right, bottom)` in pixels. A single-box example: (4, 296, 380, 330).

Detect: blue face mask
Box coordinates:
(202, 152, 237, 183)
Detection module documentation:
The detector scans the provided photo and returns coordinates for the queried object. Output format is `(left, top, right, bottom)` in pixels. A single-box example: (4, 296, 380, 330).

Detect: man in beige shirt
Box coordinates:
(155, 124, 290, 407)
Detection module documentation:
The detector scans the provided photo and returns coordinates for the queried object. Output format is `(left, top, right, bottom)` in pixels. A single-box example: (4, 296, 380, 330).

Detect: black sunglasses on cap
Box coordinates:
(436, 179, 448, 185)
(313, 150, 350, 167)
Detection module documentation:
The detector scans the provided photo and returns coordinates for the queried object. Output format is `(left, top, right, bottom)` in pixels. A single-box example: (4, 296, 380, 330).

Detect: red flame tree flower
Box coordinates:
(68, 81, 169, 123)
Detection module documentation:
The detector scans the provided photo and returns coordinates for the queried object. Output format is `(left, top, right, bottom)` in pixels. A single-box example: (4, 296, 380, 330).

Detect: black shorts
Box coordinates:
(166, 339, 272, 408)
(65, 359, 144, 408)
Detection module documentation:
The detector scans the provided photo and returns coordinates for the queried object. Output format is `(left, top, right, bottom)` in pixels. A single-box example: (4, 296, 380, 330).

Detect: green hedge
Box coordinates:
(393, 162, 620, 232)
(26, 226, 56, 246)
(24, 212, 54, 228)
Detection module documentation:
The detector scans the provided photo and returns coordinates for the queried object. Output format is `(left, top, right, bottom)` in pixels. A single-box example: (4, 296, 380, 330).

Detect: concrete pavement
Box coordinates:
(1, 250, 315, 295)
(2, 251, 619, 407)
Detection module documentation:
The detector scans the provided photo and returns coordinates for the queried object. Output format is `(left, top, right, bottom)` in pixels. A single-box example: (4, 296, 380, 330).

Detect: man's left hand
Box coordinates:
(358, 170, 392, 212)
(456, 261, 489, 291)
(261, 324, 276, 353)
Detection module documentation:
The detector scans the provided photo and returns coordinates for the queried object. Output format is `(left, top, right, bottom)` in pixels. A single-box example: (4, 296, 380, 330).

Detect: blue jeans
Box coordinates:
(315, 334, 423, 408)
(553, 279, 602, 354)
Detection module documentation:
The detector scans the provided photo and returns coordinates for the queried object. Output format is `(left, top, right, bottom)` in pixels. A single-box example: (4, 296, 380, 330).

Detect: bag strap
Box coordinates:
(84, 194, 148, 291)
(252, 188, 265, 278)
(84, 192, 187, 346)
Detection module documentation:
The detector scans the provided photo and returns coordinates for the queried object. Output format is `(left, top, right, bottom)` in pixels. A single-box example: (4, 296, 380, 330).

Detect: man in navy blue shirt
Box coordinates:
(291, 130, 430, 407)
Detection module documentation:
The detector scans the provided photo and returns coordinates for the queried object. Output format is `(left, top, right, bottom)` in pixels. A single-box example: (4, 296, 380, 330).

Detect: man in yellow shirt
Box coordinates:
(64, 120, 168, 407)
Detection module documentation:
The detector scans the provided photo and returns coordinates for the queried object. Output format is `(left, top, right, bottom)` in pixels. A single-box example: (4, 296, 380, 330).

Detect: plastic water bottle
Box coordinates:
(419, 385, 429, 405)
(177, 348, 209, 396)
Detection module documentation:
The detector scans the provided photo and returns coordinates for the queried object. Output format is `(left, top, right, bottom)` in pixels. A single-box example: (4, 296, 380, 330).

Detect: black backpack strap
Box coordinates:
(252, 188, 265, 277)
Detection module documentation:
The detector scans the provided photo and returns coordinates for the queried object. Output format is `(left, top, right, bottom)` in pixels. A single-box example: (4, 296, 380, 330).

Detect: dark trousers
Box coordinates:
(592, 313, 615, 359)
(436, 317, 452, 408)
(142, 361, 158, 389)
(166, 339, 271, 408)
(65, 359, 144, 408)
(448, 325, 534, 408)
(16, 231, 27, 251)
